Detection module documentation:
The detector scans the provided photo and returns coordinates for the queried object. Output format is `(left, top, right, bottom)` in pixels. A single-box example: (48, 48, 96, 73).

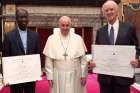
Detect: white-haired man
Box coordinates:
(90, 0, 139, 93)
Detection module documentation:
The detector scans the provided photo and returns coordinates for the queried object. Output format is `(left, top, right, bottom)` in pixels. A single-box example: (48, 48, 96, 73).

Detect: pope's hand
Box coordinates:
(81, 77, 86, 86)
(48, 80, 53, 88)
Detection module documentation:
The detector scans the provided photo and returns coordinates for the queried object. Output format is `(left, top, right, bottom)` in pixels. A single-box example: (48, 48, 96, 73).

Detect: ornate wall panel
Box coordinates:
(28, 13, 101, 29)
(123, 4, 140, 48)
(17, 6, 102, 29)
(122, 0, 140, 5)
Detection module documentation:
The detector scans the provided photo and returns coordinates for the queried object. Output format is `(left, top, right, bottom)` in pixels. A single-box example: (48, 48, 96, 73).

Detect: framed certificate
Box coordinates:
(92, 45, 135, 78)
(2, 54, 42, 85)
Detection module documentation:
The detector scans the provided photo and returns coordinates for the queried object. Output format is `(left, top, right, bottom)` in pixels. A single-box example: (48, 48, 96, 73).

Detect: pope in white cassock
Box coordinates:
(43, 16, 88, 93)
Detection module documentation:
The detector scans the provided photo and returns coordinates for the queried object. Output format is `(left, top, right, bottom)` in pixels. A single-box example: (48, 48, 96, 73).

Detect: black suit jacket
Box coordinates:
(3, 28, 40, 57)
(96, 21, 138, 85)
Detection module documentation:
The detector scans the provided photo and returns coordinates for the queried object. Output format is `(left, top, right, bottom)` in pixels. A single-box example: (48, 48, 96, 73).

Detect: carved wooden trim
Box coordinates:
(28, 13, 102, 28)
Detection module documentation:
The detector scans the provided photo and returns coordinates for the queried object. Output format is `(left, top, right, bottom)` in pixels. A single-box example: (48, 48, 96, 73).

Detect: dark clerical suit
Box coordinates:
(95, 21, 138, 93)
(3, 28, 40, 93)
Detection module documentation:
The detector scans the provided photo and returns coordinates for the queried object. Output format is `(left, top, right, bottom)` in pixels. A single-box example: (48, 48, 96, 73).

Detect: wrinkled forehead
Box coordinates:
(102, 1, 118, 11)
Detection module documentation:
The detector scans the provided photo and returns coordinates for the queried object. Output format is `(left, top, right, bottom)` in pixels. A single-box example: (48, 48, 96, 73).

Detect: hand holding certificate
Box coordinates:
(92, 45, 136, 78)
(2, 54, 42, 85)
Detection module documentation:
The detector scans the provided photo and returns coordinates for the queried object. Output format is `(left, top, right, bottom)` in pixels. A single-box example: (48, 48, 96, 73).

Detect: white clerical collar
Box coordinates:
(59, 31, 70, 39)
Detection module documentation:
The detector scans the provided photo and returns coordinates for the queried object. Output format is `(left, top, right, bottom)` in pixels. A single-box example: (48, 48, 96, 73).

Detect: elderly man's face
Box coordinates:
(16, 10, 28, 30)
(59, 20, 71, 36)
(103, 4, 118, 24)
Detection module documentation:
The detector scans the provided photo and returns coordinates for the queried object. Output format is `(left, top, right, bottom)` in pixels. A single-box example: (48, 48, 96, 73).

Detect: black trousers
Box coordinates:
(10, 82, 35, 93)
(99, 79, 130, 93)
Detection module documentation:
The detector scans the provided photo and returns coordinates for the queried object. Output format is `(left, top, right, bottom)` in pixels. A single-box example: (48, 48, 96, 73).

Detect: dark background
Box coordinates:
(2, 0, 120, 6)
(0, 2, 2, 51)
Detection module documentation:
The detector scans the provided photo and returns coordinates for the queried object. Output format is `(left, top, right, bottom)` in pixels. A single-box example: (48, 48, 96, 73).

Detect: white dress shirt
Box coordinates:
(18, 27, 27, 53)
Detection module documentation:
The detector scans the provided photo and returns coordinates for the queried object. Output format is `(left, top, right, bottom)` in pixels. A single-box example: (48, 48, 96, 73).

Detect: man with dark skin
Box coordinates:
(3, 9, 40, 93)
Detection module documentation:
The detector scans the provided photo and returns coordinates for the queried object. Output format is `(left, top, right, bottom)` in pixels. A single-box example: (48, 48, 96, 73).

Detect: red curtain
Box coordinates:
(75, 27, 93, 54)
(37, 28, 53, 68)
(84, 27, 93, 54)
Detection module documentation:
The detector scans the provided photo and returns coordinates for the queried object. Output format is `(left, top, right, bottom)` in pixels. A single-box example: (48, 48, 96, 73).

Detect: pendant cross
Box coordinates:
(63, 52, 68, 60)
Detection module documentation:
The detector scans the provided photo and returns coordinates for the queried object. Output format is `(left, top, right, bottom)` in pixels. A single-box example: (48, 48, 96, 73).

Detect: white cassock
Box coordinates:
(43, 28, 88, 93)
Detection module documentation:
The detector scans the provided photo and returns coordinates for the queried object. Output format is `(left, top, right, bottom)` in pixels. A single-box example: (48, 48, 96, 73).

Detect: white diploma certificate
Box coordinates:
(92, 45, 135, 78)
(2, 54, 42, 85)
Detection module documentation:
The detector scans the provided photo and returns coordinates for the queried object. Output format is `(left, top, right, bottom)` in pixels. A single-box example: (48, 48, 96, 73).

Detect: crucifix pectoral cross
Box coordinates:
(63, 52, 68, 60)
